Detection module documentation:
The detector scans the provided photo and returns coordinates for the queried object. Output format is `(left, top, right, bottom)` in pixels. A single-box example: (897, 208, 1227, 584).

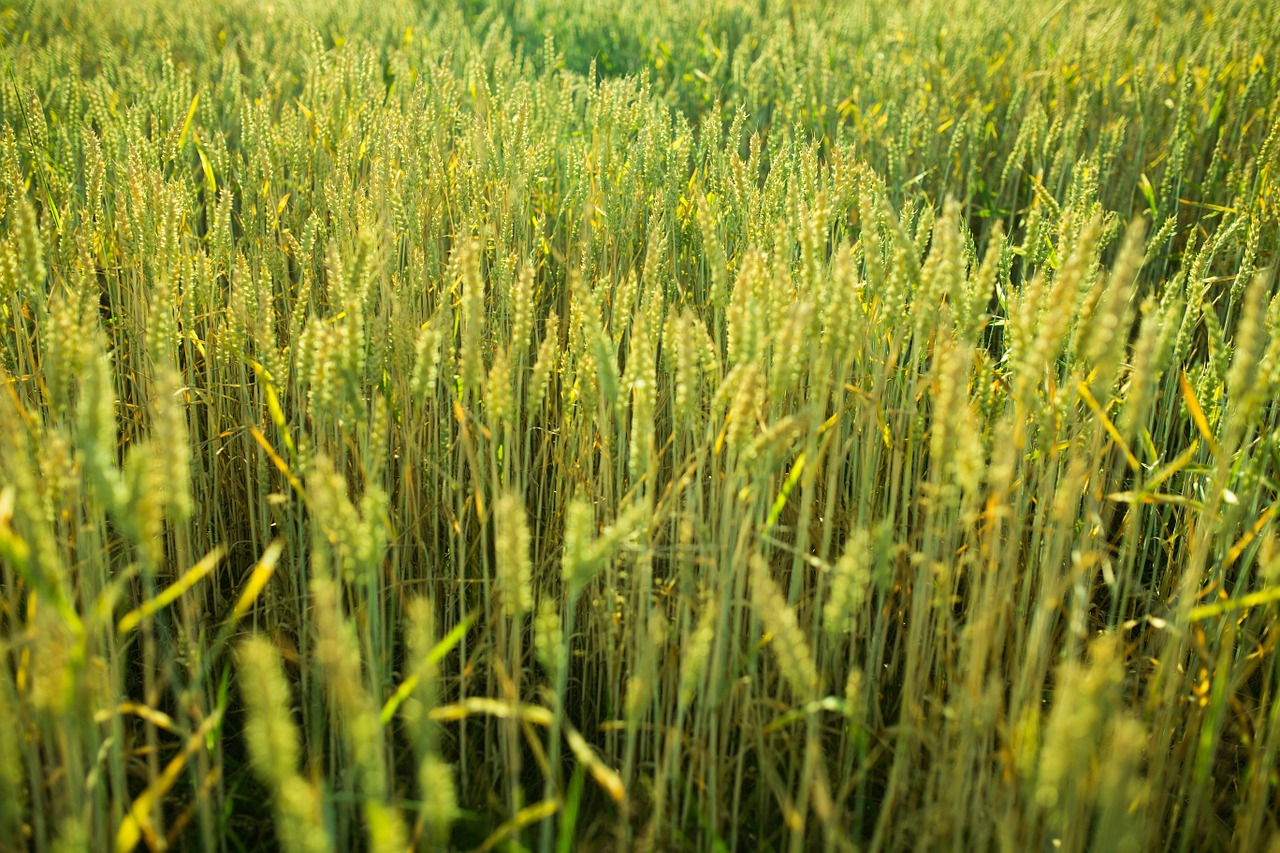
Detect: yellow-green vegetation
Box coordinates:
(2, 0, 1280, 849)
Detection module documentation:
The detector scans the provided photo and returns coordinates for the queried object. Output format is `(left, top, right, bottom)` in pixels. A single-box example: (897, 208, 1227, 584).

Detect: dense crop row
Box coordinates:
(2, 0, 1279, 849)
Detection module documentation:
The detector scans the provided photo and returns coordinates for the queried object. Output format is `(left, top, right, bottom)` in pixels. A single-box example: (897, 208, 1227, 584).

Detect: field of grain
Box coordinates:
(2, 0, 1280, 850)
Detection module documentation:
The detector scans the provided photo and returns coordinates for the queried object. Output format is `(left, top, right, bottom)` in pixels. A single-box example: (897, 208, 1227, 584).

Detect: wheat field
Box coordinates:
(1, 0, 1279, 850)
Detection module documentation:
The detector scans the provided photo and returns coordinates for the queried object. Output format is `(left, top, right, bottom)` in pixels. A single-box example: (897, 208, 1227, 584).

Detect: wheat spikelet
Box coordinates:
(769, 300, 812, 399)
(1119, 293, 1180, 439)
(410, 315, 445, 402)
(859, 192, 886, 295)
(416, 754, 458, 847)
(402, 597, 459, 846)
(511, 263, 535, 356)
(529, 311, 560, 413)
(562, 498, 597, 598)
(1035, 635, 1123, 814)
(305, 455, 386, 583)
(727, 249, 764, 366)
(1020, 216, 1103, 395)
(750, 553, 818, 701)
(1226, 273, 1271, 425)
(562, 500, 646, 599)
(237, 637, 302, 789)
(534, 599, 564, 682)
(149, 366, 193, 522)
(459, 237, 486, 395)
(14, 198, 44, 301)
(612, 272, 638, 342)
(1093, 715, 1147, 853)
(697, 195, 728, 307)
(40, 281, 91, 418)
(237, 636, 331, 853)
(494, 492, 534, 619)
(843, 667, 866, 731)
(313, 579, 406, 850)
(824, 529, 873, 637)
(725, 364, 762, 450)
(818, 241, 866, 362)
(957, 222, 1003, 345)
(917, 199, 965, 337)
(485, 345, 514, 428)
(627, 311, 656, 483)
(679, 597, 717, 711)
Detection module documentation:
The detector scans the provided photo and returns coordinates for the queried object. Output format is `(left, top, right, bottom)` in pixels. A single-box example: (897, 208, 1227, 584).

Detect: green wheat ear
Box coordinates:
(237, 636, 332, 853)
(494, 491, 534, 618)
(402, 596, 460, 848)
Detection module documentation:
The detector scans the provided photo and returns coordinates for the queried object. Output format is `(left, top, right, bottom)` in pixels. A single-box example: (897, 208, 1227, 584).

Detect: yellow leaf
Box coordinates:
(1224, 502, 1279, 567)
(194, 137, 217, 194)
(230, 540, 283, 622)
(118, 548, 224, 634)
(1178, 370, 1218, 454)
(564, 722, 625, 803)
(1106, 491, 1202, 509)
(94, 703, 178, 733)
(1078, 381, 1139, 470)
(471, 799, 560, 853)
(175, 92, 199, 152)
(1189, 585, 1280, 622)
(380, 613, 473, 724)
(115, 708, 222, 852)
(428, 697, 554, 727)
(1144, 440, 1199, 491)
(249, 425, 306, 500)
